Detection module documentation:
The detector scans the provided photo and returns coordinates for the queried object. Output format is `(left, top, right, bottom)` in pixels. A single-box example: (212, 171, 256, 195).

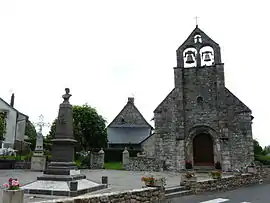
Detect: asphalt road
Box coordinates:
(165, 183, 270, 203)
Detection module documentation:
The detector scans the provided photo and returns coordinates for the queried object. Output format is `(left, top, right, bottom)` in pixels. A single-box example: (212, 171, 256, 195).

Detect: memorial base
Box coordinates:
(21, 170, 107, 197)
(31, 155, 46, 171)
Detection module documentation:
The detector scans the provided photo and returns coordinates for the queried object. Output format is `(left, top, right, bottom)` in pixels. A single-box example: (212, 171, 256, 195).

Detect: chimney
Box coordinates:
(10, 93, 15, 107)
(128, 97, 134, 104)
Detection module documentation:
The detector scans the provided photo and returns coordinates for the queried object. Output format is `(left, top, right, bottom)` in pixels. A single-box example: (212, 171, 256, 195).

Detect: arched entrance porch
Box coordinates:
(185, 125, 221, 168)
(193, 133, 214, 166)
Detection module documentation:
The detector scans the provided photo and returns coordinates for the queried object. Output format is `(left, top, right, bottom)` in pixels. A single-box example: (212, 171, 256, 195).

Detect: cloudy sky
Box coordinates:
(0, 1, 269, 146)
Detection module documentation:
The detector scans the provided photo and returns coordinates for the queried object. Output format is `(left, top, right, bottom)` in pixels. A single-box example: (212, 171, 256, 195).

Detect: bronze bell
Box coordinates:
(185, 51, 195, 64)
(202, 51, 213, 62)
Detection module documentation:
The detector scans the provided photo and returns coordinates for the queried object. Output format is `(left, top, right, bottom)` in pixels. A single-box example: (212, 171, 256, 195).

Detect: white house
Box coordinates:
(0, 93, 28, 149)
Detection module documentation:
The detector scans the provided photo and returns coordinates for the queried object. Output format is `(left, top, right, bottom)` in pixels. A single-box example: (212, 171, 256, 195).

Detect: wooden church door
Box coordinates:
(193, 133, 214, 166)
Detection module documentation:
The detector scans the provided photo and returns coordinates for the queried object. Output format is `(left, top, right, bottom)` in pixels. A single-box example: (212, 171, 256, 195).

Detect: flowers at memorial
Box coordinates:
(3, 178, 21, 190)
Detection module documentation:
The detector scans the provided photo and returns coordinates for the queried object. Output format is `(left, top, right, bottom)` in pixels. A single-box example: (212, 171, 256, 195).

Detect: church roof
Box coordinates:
(107, 127, 152, 144)
(225, 87, 252, 113)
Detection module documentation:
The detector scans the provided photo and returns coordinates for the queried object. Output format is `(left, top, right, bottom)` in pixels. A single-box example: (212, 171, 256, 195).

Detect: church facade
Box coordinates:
(153, 26, 254, 171)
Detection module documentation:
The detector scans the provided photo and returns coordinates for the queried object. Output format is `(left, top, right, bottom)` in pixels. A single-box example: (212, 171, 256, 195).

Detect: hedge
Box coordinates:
(255, 155, 270, 165)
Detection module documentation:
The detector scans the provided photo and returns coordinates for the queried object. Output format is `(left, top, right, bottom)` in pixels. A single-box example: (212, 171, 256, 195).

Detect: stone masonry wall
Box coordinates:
(90, 149, 104, 169)
(191, 173, 264, 194)
(142, 133, 156, 157)
(36, 187, 165, 203)
(123, 149, 163, 172)
(124, 157, 163, 172)
(154, 62, 254, 172)
(228, 112, 254, 170)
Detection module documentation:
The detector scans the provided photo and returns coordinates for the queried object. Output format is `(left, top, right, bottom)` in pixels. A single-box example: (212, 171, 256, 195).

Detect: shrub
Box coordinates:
(210, 170, 222, 179)
(24, 152, 33, 161)
(255, 155, 270, 165)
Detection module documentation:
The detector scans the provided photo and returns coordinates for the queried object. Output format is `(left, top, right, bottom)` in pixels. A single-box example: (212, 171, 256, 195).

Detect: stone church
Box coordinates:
(153, 25, 254, 171)
(107, 25, 254, 172)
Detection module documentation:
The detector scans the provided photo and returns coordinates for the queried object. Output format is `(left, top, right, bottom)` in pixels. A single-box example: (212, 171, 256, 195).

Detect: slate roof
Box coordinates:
(107, 127, 152, 144)
(0, 97, 28, 119)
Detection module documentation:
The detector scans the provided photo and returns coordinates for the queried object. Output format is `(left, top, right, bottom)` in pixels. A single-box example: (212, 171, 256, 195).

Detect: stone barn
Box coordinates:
(153, 25, 254, 172)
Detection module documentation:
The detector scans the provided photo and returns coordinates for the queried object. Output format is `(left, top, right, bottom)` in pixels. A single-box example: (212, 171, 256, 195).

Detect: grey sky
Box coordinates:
(0, 1, 268, 146)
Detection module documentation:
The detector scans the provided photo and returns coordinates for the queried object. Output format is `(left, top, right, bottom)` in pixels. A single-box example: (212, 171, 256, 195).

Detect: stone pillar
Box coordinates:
(2, 189, 24, 203)
(31, 124, 46, 171)
(98, 148, 105, 169)
(122, 147, 129, 168)
(43, 88, 78, 176)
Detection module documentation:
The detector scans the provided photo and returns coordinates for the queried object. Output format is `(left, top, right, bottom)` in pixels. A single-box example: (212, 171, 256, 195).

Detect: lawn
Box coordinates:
(104, 162, 124, 170)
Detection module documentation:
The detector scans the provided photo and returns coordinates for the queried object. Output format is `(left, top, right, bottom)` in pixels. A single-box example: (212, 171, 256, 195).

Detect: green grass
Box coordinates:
(104, 162, 124, 170)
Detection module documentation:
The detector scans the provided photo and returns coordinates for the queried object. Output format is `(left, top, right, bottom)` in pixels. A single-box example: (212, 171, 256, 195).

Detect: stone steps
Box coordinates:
(165, 186, 192, 199)
(194, 166, 215, 172)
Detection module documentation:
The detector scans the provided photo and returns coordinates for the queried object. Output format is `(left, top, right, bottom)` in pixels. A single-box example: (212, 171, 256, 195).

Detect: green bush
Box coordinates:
(255, 155, 270, 165)
(24, 152, 33, 161)
(0, 156, 16, 160)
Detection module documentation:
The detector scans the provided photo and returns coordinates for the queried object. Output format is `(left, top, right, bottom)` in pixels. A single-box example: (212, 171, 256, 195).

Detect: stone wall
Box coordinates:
(190, 173, 264, 194)
(153, 64, 254, 171)
(14, 161, 31, 169)
(141, 133, 156, 157)
(0, 160, 30, 169)
(36, 187, 164, 203)
(123, 148, 163, 172)
(90, 149, 104, 169)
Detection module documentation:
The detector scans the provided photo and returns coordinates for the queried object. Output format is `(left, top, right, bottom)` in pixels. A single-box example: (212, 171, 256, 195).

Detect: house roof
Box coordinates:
(0, 97, 28, 119)
(107, 127, 152, 144)
(107, 97, 153, 129)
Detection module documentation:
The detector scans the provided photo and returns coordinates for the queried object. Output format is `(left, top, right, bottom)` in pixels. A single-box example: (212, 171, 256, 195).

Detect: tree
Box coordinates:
(44, 119, 56, 152)
(253, 139, 263, 155)
(24, 120, 38, 151)
(46, 104, 107, 152)
(0, 115, 5, 142)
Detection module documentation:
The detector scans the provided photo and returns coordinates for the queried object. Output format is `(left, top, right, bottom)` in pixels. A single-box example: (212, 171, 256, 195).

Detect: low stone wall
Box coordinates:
(14, 161, 31, 169)
(36, 187, 164, 203)
(125, 157, 163, 172)
(190, 173, 263, 194)
(0, 160, 15, 169)
(90, 149, 104, 169)
(0, 160, 30, 169)
(122, 148, 163, 172)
